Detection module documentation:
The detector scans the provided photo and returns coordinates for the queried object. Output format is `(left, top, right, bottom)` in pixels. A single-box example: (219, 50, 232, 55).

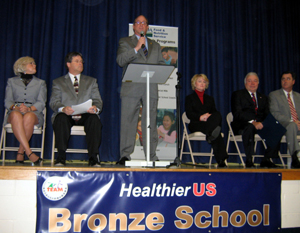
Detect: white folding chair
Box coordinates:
(51, 126, 89, 164)
(0, 108, 46, 162)
(226, 112, 286, 167)
(180, 112, 216, 166)
(278, 135, 300, 168)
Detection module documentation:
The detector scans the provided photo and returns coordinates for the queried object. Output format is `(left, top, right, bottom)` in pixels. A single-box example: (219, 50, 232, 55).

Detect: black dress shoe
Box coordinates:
(291, 159, 300, 168)
(54, 159, 66, 166)
(89, 160, 101, 167)
(218, 160, 227, 168)
(245, 159, 255, 168)
(15, 160, 25, 164)
(260, 159, 278, 168)
(206, 126, 221, 143)
(15, 153, 24, 164)
(116, 157, 129, 165)
(33, 158, 43, 165)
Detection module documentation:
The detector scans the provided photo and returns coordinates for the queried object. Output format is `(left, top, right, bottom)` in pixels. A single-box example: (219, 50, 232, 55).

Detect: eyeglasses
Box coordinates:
(135, 21, 147, 25)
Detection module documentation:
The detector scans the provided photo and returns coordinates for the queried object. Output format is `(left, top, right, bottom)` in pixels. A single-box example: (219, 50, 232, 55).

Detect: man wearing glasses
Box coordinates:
(116, 15, 165, 165)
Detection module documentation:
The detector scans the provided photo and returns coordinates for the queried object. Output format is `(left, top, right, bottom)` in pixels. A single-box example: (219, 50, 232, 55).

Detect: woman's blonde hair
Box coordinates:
(13, 56, 35, 75)
(191, 74, 209, 90)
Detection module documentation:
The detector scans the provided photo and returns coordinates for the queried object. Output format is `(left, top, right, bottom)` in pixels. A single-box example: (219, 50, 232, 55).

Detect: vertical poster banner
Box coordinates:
(36, 171, 281, 233)
(128, 24, 179, 161)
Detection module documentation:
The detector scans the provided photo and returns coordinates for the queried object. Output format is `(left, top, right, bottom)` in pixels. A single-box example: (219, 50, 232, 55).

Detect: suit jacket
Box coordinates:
(185, 91, 218, 122)
(4, 76, 47, 127)
(49, 74, 103, 124)
(269, 88, 300, 128)
(116, 34, 165, 99)
(231, 88, 269, 133)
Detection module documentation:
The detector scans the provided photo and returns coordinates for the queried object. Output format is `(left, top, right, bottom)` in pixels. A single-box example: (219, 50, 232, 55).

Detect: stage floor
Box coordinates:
(1, 159, 300, 181)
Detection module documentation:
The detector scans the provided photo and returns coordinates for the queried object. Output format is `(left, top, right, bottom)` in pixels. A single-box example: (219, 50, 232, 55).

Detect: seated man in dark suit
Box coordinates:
(231, 72, 279, 168)
(49, 52, 103, 167)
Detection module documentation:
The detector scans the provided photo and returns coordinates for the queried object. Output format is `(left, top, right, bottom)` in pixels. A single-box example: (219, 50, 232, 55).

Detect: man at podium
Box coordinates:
(116, 15, 165, 165)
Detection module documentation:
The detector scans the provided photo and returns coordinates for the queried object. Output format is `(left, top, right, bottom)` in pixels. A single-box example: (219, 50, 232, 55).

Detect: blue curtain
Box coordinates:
(0, 0, 299, 162)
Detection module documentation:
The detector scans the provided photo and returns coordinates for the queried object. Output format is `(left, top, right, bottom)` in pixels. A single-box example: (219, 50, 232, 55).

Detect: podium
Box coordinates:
(122, 63, 175, 167)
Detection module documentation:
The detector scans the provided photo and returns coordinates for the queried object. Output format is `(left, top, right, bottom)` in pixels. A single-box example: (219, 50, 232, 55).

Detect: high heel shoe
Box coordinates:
(15, 153, 24, 164)
(28, 152, 42, 165)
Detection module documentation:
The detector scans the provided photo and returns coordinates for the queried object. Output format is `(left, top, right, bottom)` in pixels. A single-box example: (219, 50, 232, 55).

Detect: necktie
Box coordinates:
(74, 76, 79, 95)
(143, 46, 148, 57)
(251, 93, 258, 114)
(288, 93, 298, 121)
(72, 76, 81, 121)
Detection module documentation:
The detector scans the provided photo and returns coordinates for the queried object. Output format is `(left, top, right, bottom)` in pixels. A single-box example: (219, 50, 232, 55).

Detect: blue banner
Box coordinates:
(36, 171, 281, 233)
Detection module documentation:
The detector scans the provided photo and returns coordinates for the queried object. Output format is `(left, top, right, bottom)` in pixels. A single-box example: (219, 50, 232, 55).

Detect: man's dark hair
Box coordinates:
(65, 52, 83, 70)
(134, 15, 148, 25)
(281, 71, 296, 80)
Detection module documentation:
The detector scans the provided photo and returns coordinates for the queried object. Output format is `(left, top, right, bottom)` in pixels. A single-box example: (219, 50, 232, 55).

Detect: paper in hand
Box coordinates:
(71, 99, 92, 115)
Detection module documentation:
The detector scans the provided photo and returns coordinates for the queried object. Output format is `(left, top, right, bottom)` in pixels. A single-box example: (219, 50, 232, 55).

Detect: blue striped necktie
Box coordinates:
(143, 46, 148, 57)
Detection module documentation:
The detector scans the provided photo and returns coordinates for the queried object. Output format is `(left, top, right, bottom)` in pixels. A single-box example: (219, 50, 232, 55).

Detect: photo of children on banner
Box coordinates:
(161, 47, 178, 68)
(157, 110, 177, 147)
(135, 118, 143, 146)
(135, 105, 143, 147)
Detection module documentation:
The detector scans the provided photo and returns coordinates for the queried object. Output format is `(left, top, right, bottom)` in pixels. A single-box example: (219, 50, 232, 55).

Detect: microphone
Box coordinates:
(140, 31, 145, 48)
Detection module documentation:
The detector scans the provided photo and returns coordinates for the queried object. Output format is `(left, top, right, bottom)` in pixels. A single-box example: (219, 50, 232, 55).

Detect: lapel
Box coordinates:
(14, 75, 40, 88)
(26, 76, 40, 88)
(147, 37, 153, 57)
(64, 74, 77, 98)
(78, 74, 86, 99)
(279, 89, 289, 106)
(192, 92, 203, 106)
(256, 92, 262, 108)
(13, 76, 26, 88)
(244, 89, 254, 106)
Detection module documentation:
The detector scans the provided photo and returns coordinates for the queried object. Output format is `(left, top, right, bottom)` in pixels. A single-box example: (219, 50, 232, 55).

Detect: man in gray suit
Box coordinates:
(269, 71, 300, 168)
(50, 52, 103, 166)
(116, 15, 165, 165)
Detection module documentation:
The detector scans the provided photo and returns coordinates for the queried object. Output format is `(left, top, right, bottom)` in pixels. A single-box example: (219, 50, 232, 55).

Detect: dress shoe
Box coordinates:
(32, 158, 43, 165)
(54, 159, 66, 166)
(27, 152, 42, 165)
(245, 159, 255, 168)
(260, 159, 278, 168)
(218, 160, 227, 168)
(206, 126, 221, 143)
(116, 157, 129, 165)
(88, 159, 101, 167)
(15, 153, 24, 164)
(291, 159, 300, 168)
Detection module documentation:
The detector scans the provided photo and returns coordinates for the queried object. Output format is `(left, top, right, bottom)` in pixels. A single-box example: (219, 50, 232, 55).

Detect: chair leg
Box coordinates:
(186, 137, 196, 164)
(51, 133, 55, 165)
(278, 152, 286, 168)
(40, 129, 45, 160)
(209, 148, 213, 166)
(1, 129, 7, 163)
(180, 133, 185, 161)
(232, 138, 246, 168)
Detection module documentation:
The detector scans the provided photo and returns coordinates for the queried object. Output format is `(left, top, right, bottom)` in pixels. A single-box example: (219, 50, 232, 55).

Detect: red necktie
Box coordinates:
(288, 93, 298, 121)
(251, 93, 258, 114)
(74, 76, 79, 95)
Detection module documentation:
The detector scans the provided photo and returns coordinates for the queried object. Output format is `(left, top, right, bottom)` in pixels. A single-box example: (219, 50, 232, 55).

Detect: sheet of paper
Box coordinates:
(71, 99, 92, 115)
